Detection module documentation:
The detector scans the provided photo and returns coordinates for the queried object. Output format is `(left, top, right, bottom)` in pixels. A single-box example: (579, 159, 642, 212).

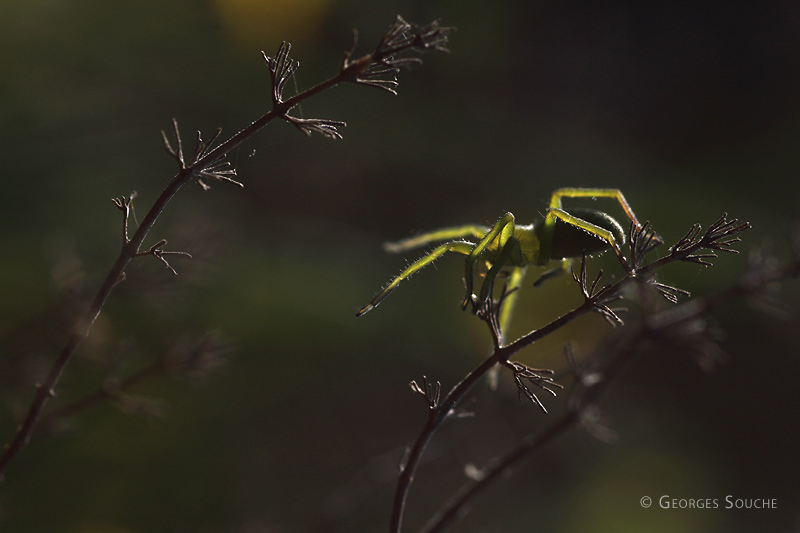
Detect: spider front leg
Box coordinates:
(356, 240, 476, 316)
(462, 212, 518, 311)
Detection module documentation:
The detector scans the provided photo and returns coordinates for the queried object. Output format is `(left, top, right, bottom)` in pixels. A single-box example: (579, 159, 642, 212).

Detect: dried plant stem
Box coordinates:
(37, 359, 165, 434)
(0, 175, 187, 477)
(418, 250, 799, 533)
(0, 16, 452, 479)
(391, 355, 498, 533)
(390, 292, 615, 533)
(390, 215, 755, 532)
(420, 330, 647, 533)
(421, 412, 579, 533)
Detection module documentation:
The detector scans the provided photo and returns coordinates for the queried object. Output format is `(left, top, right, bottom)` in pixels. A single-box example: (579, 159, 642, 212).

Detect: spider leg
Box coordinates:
(498, 265, 527, 343)
(473, 235, 525, 312)
(384, 225, 490, 253)
(549, 188, 642, 229)
(532, 259, 571, 287)
(462, 213, 516, 310)
(547, 207, 632, 272)
(356, 240, 476, 316)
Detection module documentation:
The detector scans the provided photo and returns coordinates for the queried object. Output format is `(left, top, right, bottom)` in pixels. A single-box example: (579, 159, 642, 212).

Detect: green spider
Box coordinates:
(356, 188, 652, 330)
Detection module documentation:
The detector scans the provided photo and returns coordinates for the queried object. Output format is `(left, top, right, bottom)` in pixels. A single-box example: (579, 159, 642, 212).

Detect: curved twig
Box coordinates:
(0, 15, 452, 480)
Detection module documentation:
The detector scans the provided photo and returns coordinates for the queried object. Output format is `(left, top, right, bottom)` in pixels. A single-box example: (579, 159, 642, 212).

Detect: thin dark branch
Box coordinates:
(389, 214, 754, 532)
(390, 279, 614, 532)
(0, 15, 450, 480)
(0, 170, 189, 477)
(36, 361, 163, 434)
(111, 192, 137, 244)
(409, 376, 441, 410)
(389, 353, 499, 533)
(420, 412, 578, 533)
(417, 225, 797, 533)
(283, 116, 347, 139)
(640, 214, 751, 275)
(505, 361, 563, 412)
(36, 332, 232, 436)
(135, 239, 192, 275)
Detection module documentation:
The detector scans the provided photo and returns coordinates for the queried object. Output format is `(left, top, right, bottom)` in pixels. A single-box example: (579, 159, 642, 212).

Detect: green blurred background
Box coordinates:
(1, 1, 799, 531)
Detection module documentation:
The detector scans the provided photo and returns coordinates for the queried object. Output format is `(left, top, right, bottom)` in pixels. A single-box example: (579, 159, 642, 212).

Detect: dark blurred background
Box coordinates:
(1, 1, 799, 532)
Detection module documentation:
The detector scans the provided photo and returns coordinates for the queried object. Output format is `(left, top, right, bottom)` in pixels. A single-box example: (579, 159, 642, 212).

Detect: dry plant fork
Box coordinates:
(0, 15, 453, 480)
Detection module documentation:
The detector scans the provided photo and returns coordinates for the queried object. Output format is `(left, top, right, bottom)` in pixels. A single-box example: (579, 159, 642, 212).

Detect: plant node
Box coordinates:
(573, 256, 625, 326)
(505, 361, 562, 412)
(135, 239, 192, 275)
(409, 376, 441, 409)
(161, 118, 242, 190)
